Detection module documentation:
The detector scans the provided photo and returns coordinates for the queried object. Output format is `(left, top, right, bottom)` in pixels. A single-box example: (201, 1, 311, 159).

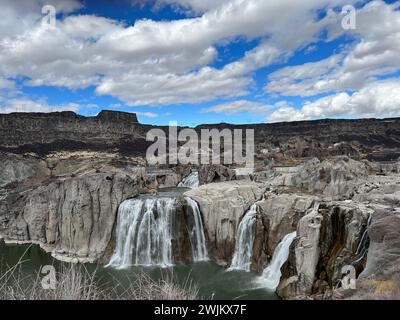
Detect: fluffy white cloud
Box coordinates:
(1, 0, 398, 120)
(0, 0, 356, 106)
(136, 111, 159, 118)
(0, 98, 81, 113)
(266, 1, 400, 97)
(200, 100, 270, 115)
(268, 79, 400, 122)
(0, 78, 15, 90)
(0, 0, 82, 39)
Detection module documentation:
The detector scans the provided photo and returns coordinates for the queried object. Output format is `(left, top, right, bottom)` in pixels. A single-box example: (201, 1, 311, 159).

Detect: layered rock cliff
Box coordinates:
(1, 111, 400, 299)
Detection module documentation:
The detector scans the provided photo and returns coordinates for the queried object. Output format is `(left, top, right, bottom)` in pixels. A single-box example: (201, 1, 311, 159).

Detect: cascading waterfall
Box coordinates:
(185, 197, 208, 261)
(352, 213, 372, 264)
(178, 172, 199, 189)
(107, 197, 176, 268)
(228, 204, 258, 272)
(259, 231, 297, 291)
(107, 194, 209, 268)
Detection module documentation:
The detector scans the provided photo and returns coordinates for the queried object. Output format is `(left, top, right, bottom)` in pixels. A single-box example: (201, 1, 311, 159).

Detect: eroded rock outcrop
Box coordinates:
(0, 173, 142, 262)
(277, 202, 372, 299)
(290, 157, 369, 199)
(252, 193, 315, 273)
(198, 164, 236, 185)
(184, 181, 266, 265)
(0, 153, 50, 187)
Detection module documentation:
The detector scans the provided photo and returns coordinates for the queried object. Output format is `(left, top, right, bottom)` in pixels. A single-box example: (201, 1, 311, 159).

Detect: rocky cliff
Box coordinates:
(1, 111, 400, 299)
(0, 172, 142, 262)
(1, 111, 399, 161)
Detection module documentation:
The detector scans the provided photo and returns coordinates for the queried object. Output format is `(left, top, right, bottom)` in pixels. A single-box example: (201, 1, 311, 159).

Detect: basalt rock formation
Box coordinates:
(185, 181, 266, 266)
(0, 172, 142, 262)
(1, 111, 400, 161)
(1, 111, 400, 299)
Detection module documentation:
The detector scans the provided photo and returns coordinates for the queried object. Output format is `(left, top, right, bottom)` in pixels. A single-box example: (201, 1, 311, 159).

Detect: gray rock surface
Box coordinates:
(291, 157, 369, 199)
(1, 173, 141, 262)
(252, 193, 315, 272)
(185, 181, 266, 265)
(198, 164, 236, 185)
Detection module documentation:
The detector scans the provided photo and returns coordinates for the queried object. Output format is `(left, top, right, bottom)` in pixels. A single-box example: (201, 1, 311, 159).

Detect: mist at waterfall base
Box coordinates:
(0, 243, 278, 300)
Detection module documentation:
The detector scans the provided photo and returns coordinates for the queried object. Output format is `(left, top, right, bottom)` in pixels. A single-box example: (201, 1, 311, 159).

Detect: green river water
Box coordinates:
(0, 243, 278, 300)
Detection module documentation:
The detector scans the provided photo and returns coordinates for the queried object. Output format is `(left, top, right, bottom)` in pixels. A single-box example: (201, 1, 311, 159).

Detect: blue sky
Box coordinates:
(0, 0, 399, 126)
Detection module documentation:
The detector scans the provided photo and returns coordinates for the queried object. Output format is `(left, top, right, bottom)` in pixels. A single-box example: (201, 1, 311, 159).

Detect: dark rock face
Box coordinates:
(0, 111, 151, 156)
(198, 164, 236, 185)
(1, 111, 399, 160)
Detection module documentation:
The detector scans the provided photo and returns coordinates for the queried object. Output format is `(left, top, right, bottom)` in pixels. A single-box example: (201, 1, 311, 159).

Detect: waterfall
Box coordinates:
(352, 213, 372, 264)
(178, 172, 199, 189)
(228, 204, 258, 272)
(259, 231, 297, 291)
(185, 197, 208, 262)
(107, 197, 176, 268)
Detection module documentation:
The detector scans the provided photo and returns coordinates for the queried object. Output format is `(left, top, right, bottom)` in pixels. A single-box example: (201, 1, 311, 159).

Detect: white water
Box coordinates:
(258, 231, 297, 291)
(107, 197, 176, 268)
(234, 167, 255, 176)
(178, 172, 199, 189)
(228, 204, 258, 272)
(353, 213, 372, 264)
(185, 197, 208, 261)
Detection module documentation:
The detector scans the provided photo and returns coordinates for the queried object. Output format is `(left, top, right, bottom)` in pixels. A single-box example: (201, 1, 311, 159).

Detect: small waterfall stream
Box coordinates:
(352, 213, 372, 264)
(228, 204, 258, 272)
(258, 231, 297, 291)
(178, 172, 199, 189)
(185, 197, 208, 262)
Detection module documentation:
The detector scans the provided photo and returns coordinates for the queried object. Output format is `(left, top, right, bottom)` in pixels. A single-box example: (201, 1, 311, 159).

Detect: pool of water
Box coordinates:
(0, 243, 278, 300)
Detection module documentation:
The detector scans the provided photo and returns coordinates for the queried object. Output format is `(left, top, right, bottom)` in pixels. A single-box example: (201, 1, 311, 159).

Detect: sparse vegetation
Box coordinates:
(0, 247, 199, 300)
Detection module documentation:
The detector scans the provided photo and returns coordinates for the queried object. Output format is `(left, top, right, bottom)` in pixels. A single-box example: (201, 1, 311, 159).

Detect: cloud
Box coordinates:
(0, 0, 82, 39)
(266, 1, 400, 97)
(136, 111, 159, 118)
(0, 0, 357, 106)
(0, 78, 15, 90)
(1, 0, 398, 123)
(200, 100, 270, 115)
(0, 98, 81, 113)
(154, 0, 230, 15)
(268, 79, 400, 122)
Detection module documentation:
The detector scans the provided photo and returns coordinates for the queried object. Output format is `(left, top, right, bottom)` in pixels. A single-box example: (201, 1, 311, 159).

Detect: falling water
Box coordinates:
(107, 197, 177, 268)
(228, 204, 258, 272)
(185, 197, 208, 261)
(259, 231, 297, 291)
(352, 213, 372, 264)
(178, 172, 199, 189)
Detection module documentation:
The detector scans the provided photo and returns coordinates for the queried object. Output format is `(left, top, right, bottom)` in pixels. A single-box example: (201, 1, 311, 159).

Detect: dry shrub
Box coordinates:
(0, 246, 199, 300)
